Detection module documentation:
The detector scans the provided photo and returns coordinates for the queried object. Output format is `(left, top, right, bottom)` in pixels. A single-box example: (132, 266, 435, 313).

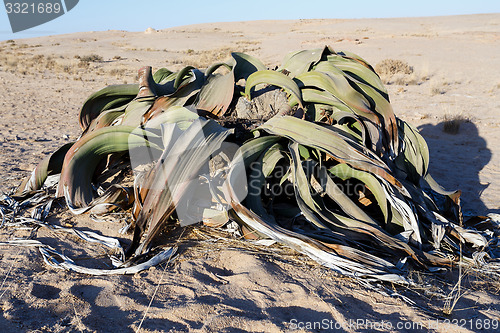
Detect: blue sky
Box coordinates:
(1, 0, 499, 41)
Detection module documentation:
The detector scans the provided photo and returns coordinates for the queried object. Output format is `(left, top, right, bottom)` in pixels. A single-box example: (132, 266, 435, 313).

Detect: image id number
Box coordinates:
(5, 2, 62, 14)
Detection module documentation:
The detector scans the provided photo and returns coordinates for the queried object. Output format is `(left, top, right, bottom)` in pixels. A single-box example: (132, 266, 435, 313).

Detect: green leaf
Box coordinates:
(153, 67, 174, 83)
(244, 70, 303, 108)
(245, 143, 284, 221)
(395, 119, 429, 183)
(143, 106, 200, 131)
(196, 69, 235, 117)
(295, 67, 394, 154)
(174, 66, 196, 89)
(141, 69, 206, 124)
(328, 163, 389, 224)
(259, 116, 402, 190)
(231, 52, 267, 80)
(130, 118, 234, 256)
(57, 126, 161, 211)
(279, 46, 335, 78)
(319, 166, 379, 226)
(303, 63, 373, 117)
(15, 142, 74, 195)
(326, 54, 388, 99)
(205, 61, 234, 78)
(300, 88, 354, 113)
(336, 50, 376, 72)
(344, 74, 399, 155)
(262, 143, 285, 177)
(289, 142, 320, 213)
(79, 84, 139, 131)
(83, 106, 127, 135)
(121, 97, 157, 127)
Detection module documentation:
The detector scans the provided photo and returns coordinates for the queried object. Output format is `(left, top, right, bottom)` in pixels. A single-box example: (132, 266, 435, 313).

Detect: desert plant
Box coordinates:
(375, 59, 422, 85)
(442, 114, 468, 134)
(79, 54, 103, 62)
(375, 59, 413, 76)
(1, 46, 498, 284)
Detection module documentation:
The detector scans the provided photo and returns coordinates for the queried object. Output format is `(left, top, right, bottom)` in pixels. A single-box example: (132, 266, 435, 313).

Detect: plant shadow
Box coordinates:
(417, 120, 496, 215)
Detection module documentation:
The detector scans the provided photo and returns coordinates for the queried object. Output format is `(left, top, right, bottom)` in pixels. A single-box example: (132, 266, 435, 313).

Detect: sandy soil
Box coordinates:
(0, 14, 499, 332)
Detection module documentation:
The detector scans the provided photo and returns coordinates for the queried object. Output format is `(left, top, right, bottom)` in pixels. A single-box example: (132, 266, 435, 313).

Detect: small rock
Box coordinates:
(62, 134, 70, 140)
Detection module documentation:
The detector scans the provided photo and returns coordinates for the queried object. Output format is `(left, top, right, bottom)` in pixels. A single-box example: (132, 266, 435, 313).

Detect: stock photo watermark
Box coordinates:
(287, 318, 499, 331)
(128, 117, 247, 227)
(4, 0, 79, 32)
(128, 115, 370, 228)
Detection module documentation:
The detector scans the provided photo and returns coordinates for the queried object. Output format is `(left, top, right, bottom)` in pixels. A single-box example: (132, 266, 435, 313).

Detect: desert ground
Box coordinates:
(0, 14, 499, 332)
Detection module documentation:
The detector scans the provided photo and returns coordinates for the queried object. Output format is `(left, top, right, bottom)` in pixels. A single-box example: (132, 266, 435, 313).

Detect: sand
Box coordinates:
(0, 14, 499, 332)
